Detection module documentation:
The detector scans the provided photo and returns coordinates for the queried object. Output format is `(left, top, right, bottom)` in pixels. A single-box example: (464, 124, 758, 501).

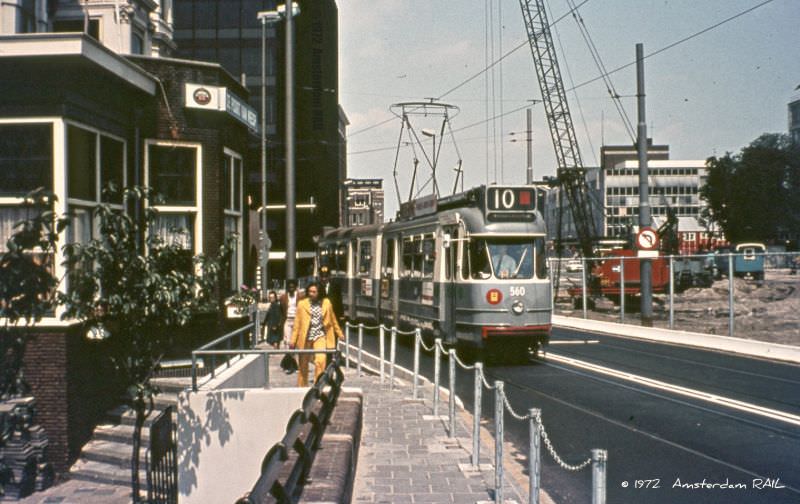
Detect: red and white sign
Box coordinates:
(636, 227, 659, 250)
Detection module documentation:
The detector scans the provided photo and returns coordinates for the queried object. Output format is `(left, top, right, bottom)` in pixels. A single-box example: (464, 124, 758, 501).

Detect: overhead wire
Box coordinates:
(565, 0, 636, 143)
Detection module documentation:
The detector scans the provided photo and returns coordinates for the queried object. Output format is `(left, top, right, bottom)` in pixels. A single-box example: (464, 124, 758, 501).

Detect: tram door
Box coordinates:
(442, 226, 459, 341)
(379, 237, 397, 327)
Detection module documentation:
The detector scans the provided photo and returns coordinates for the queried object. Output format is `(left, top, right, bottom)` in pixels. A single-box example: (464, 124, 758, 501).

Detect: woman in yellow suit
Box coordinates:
(290, 282, 343, 386)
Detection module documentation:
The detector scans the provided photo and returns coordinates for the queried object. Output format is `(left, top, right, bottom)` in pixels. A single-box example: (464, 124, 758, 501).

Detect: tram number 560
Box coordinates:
(510, 286, 526, 297)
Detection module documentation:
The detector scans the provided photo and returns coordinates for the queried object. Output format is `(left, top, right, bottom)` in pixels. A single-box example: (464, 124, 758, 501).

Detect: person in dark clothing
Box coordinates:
(265, 290, 283, 348)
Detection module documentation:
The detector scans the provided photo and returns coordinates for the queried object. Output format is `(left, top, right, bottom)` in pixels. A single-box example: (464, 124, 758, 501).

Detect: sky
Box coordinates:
(337, 0, 800, 218)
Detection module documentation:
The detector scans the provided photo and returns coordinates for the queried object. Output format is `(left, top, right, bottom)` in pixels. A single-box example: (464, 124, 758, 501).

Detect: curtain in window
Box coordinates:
(68, 207, 93, 245)
(154, 213, 193, 250)
(0, 207, 30, 251)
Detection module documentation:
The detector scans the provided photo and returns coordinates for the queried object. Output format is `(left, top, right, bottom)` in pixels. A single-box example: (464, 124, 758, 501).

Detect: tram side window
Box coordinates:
(422, 236, 435, 278)
(384, 238, 395, 275)
(335, 243, 347, 275)
(359, 241, 372, 276)
(402, 236, 425, 278)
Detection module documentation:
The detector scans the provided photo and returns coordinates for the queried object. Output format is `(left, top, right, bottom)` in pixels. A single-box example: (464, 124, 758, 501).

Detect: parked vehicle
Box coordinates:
(713, 243, 766, 281)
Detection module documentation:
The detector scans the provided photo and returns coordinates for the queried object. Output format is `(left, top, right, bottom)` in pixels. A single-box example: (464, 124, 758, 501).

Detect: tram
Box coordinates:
(317, 185, 551, 360)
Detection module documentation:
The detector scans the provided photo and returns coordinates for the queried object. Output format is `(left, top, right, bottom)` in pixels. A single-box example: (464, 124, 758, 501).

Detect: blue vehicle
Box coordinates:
(713, 243, 766, 281)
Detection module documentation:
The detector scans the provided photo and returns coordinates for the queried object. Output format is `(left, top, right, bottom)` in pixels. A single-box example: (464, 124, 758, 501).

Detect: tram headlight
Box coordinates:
(511, 300, 525, 315)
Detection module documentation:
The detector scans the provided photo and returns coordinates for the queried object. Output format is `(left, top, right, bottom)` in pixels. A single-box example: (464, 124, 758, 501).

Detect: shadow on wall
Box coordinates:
(177, 390, 240, 496)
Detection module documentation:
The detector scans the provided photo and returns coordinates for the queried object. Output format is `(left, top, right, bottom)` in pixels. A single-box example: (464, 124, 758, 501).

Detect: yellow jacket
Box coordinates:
(290, 298, 344, 350)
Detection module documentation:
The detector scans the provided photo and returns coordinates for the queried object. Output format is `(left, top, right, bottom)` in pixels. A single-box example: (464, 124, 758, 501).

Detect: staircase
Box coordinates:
(67, 377, 189, 488)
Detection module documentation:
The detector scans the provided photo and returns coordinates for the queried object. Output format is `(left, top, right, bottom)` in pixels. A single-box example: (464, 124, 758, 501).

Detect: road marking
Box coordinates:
(547, 352, 800, 428)
(548, 339, 599, 345)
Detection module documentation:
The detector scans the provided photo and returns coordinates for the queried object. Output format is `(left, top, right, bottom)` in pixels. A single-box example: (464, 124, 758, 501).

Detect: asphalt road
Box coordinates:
(351, 325, 800, 504)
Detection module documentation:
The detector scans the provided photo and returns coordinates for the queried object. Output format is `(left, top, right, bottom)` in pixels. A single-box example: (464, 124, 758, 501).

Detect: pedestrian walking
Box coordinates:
(280, 279, 304, 349)
(264, 291, 282, 348)
(290, 282, 343, 387)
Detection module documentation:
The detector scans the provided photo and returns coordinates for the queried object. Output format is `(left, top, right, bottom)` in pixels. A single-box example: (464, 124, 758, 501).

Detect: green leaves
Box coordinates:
(701, 133, 800, 244)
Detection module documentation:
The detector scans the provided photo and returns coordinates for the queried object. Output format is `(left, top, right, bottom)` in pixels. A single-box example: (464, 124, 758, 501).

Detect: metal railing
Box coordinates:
(235, 356, 345, 504)
(147, 405, 177, 504)
(342, 321, 607, 504)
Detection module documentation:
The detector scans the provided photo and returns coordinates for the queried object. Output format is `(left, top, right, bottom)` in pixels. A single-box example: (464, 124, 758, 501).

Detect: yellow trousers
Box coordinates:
(297, 336, 328, 387)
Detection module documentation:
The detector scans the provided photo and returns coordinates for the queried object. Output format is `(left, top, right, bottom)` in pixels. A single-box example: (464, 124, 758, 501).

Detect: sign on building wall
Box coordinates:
(184, 83, 259, 133)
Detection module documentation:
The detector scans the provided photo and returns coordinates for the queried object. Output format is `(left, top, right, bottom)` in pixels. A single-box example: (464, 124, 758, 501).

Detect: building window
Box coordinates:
(132, 31, 145, 55)
(53, 19, 101, 40)
(0, 123, 53, 196)
(146, 142, 201, 253)
(223, 150, 243, 292)
(66, 123, 127, 250)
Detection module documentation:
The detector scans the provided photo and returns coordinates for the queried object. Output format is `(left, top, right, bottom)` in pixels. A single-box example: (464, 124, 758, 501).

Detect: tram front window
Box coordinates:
(465, 238, 545, 280)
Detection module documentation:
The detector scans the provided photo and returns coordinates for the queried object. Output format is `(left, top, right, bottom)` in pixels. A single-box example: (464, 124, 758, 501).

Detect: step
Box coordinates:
(93, 423, 151, 445)
(69, 459, 147, 487)
(106, 404, 175, 428)
(152, 377, 192, 394)
(81, 439, 147, 468)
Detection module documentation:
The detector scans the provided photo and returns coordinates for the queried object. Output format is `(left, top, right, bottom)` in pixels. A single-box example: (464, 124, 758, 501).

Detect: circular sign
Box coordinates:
(636, 227, 659, 250)
(486, 288, 503, 305)
(193, 87, 212, 106)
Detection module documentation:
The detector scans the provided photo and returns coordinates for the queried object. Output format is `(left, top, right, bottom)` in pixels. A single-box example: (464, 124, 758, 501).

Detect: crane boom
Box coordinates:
(518, 0, 598, 257)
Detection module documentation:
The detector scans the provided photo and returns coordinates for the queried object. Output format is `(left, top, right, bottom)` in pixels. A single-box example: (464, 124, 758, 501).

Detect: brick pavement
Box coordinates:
(342, 366, 525, 504)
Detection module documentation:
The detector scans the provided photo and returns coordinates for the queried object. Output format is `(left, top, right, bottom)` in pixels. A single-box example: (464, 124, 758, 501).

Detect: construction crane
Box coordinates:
(518, 0, 598, 259)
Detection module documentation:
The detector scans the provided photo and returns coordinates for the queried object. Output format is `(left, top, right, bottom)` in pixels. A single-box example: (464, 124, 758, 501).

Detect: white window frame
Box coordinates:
(144, 139, 203, 254)
(223, 147, 243, 290)
(64, 120, 128, 243)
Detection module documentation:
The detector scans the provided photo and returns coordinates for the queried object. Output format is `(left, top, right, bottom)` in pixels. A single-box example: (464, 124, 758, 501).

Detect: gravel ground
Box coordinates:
(555, 268, 800, 346)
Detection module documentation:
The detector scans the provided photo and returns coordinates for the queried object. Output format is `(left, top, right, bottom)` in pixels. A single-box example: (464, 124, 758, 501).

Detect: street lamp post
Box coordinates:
(284, 1, 297, 280)
(257, 10, 280, 295)
(257, 2, 300, 282)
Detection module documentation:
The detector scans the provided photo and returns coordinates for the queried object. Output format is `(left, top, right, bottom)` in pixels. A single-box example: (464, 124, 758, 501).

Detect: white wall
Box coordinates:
(177, 387, 307, 504)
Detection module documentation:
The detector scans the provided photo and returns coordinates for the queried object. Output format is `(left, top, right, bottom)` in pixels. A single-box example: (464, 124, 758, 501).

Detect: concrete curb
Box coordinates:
(554, 315, 800, 364)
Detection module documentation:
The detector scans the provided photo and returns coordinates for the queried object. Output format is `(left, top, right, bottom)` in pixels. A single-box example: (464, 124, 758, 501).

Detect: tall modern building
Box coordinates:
(173, 0, 344, 282)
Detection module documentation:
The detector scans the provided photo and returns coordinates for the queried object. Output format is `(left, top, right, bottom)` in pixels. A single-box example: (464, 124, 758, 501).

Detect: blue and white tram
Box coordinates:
(317, 185, 551, 360)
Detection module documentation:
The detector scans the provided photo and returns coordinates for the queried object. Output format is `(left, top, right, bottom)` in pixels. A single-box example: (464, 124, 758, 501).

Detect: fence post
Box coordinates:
(191, 353, 198, 392)
(263, 350, 270, 387)
(591, 449, 608, 504)
(472, 362, 482, 468)
(448, 349, 456, 438)
(390, 327, 397, 390)
(433, 338, 442, 417)
(379, 325, 386, 384)
(252, 307, 260, 347)
(358, 323, 364, 377)
(494, 381, 504, 504)
(668, 255, 675, 329)
(728, 253, 735, 337)
(529, 408, 541, 504)
(413, 328, 421, 400)
(345, 323, 350, 369)
(581, 259, 588, 319)
(620, 257, 625, 324)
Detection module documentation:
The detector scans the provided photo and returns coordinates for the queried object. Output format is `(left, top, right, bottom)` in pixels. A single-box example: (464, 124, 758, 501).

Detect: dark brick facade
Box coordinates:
(21, 326, 121, 473)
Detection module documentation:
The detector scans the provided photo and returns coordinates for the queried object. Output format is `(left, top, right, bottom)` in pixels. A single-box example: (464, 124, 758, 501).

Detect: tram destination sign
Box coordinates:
(485, 186, 537, 213)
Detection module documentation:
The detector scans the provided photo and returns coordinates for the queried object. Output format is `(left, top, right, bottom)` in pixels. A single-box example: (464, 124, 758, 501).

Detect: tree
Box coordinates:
(59, 187, 230, 501)
(701, 133, 800, 244)
(1, 190, 64, 399)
